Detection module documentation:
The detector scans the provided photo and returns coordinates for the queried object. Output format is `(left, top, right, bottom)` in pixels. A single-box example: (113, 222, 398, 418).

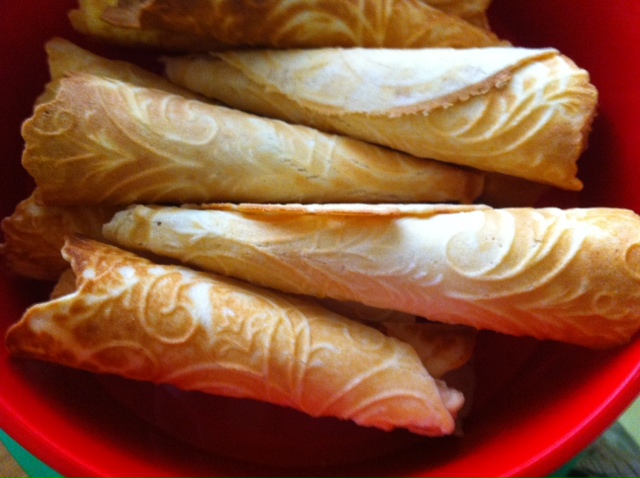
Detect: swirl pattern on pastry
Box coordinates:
(164, 48, 597, 190)
(0, 193, 118, 280)
(99, 0, 502, 49)
(103, 205, 640, 348)
(22, 72, 482, 206)
(5, 236, 463, 436)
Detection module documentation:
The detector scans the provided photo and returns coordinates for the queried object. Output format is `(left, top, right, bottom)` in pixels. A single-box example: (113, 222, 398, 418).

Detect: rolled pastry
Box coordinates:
(92, 0, 503, 50)
(0, 192, 477, 377)
(312, 298, 478, 378)
(0, 195, 476, 379)
(39, 37, 199, 100)
(380, 322, 477, 380)
(22, 71, 483, 206)
(69, 0, 228, 51)
(424, 0, 493, 28)
(5, 235, 463, 436)
(0, 192, 118, 281)
(163, 47, 598, 190)
(103, 203, 640, 348)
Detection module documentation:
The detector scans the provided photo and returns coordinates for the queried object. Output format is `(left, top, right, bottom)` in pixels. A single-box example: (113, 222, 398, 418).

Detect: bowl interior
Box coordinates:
(1, 1, 640, 476)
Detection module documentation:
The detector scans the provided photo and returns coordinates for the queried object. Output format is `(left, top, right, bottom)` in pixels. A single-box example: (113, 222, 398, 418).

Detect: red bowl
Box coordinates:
(1, 1, 639, 476)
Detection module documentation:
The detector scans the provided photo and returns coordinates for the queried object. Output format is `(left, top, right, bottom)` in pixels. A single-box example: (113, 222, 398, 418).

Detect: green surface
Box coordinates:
(551, 457, 580, 477)
(0, 429, 62, 478)
(619, 397, 640, 444)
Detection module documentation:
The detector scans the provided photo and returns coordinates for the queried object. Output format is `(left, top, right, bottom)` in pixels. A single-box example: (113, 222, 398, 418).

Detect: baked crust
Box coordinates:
(22, 72, 483, 206)
(5, 236, 463, 436)
(164, 47, 598, 190)
(104, 203, 640, 348)
(94, 0, 503, 49)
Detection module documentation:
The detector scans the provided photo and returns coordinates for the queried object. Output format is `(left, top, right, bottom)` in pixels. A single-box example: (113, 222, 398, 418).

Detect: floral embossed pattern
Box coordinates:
(6, 237, 462, 436)
(21, 51, 483, 206)
(164, 47, 597, 190)
(103, 205, 640, 348)
(99, 0, 502, 49)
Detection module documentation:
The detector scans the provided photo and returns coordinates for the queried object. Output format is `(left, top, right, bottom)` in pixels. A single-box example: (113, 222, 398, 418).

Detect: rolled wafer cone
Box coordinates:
(381, 322, 477, 380)
(423, 0, 493, 28)
(103, 203, 640, 348)
(0, 192, 118, 281)
(0, 191, 477, 378)
(5, 235, 464, 436)
(33, 39, 535, 208)
(312, 298, 478, 378)
(94, 0, 503, 50)
(40, 37, 199, 97)
(0, 195, 477, 381)
(68, 0, 227, 51)
(163, 47, 598, 190)
(22, 70, 483, 206)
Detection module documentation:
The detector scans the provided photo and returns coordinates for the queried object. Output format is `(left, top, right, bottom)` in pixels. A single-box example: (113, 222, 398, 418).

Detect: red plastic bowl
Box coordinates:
(1, 1, 639, 476)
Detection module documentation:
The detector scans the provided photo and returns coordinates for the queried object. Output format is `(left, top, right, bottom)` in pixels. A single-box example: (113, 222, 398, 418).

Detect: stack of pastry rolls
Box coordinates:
(4, 1, 638, 440)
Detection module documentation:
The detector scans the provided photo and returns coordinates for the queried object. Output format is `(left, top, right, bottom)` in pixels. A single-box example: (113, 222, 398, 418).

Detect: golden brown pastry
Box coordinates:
(0, 195, 477, 375)
(5, 236, 464, 436)
(89, 0, 503, 50)
(381, 322, 477, 379)
(423, 0, 492, 28)
(163, 47, 598, 190)
(0, 192, 118, 281)
(28, 39, 538, 208)
(311, 298, 478, 378)
(22, 70, 483, 206)
(0, 195, 477, 379)
(40, 37, 199, 99)
(103, 203, 640, 348)
(69, 0, 227, 51)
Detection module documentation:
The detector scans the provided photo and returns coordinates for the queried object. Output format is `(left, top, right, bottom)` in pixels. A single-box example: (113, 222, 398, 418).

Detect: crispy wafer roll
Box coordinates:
(0, 192, 118, 281)
(312, 298, 477, 378)
(22, 70, 483, 206)
(40, 37, 198, 99)
(381, 322, 477, 379)
(163, 47, 597, 190)
(0, 191, 477, 376)
(0, 196, 477, 379)
(69, 0, 227, 51)
(425, 0, 492, 28)
(0, 194, 477, 374)
(89, 0, 503, 50)
(104, 203, 640, 348)
(5, 236, 463, 436)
